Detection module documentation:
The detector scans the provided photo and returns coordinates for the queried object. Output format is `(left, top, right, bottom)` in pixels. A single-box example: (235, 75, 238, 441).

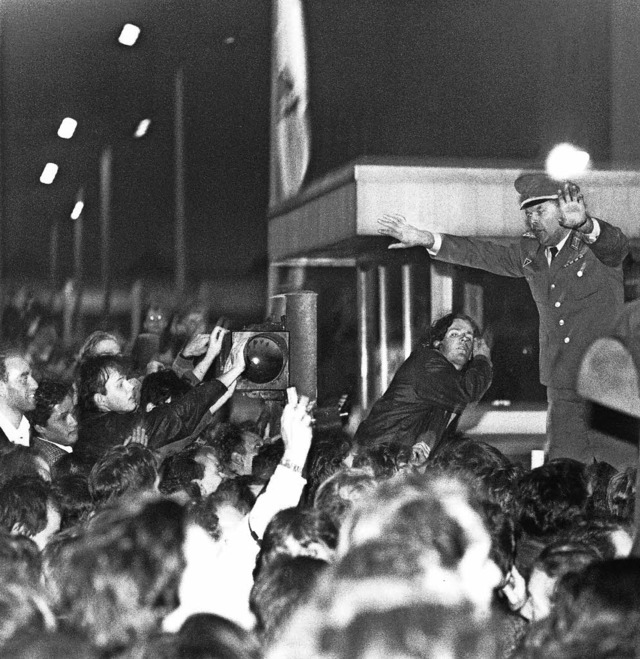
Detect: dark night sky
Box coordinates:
(1, 0, 613, 284)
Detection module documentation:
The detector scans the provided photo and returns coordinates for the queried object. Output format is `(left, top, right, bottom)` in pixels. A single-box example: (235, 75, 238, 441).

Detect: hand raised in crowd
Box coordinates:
(124, 423, 148, 447)
(192, 326, 229, 382)
(473, 336, 492, 361)
(557, 183, 593, 233)
(280, 386, 314, 471)
(216, 335, 246, 389)
(181, 332, 210, 358)
(410, 440, 431, 468)
(378, 213, 435, 250)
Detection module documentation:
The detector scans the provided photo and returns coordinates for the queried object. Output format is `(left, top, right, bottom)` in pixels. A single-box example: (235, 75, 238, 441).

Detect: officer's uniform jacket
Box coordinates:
(434, 220, 628, 390)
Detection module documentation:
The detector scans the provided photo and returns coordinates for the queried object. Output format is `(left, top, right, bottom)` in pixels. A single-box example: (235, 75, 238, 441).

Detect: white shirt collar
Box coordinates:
(35, 436, 73, 453)
(0, 411, 30, 446)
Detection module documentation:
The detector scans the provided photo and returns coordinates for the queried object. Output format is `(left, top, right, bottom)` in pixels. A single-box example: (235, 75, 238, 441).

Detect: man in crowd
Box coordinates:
(0, 347, 39, 448)
(29, 380, 77, 468)
(75, 326, 245, 466)
(378, 173, 630, 466)
(354, 312, 492, 458)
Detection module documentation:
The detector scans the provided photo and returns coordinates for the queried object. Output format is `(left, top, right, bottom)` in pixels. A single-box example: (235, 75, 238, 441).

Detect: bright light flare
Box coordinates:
(118, 23, 140, 46)
(134, 119, 151, 138)
(40, 163, 59, 184)
(71, 201, 84, 220)
(546, 143, 590, 180)
(57, 117, 77, 139)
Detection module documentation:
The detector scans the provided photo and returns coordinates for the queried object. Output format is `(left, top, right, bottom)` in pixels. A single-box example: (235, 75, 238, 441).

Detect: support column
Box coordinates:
(401, 264, 414, 359)
(463, 281, 484, 327)
(267, 264, 281, 318)
(357, 265, 376, 411)
(430, 261, 454, 323)
(611, 0, 640, 164)
(377, 265, 389, 396)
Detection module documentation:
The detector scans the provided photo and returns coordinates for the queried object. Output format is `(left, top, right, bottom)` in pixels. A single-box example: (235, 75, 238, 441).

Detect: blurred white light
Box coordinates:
(40, 163, 58, 184)
(70, 201, 84, 220)
(224, 36, 235, 44)
(118, 23, 140, 46)
(546, 143, 590, 180)
(57, 117, 77, 139)
(134, 119, 151, 138)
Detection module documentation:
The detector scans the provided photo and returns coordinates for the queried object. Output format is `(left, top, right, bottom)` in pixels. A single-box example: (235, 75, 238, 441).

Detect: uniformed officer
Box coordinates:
(377, 172, 631, 468)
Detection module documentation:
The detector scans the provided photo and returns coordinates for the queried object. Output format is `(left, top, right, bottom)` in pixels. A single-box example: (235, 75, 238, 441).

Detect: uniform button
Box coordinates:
(577, 271, 583, 278)
(559, 320, 565, 326)
(564, 337, 570, 344)
(554, 301, 561, 308)
(551, 284, 556, 289)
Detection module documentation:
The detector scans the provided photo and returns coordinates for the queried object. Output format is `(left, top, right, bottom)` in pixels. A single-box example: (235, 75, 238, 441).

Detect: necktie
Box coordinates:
(549, 246, 558, 263)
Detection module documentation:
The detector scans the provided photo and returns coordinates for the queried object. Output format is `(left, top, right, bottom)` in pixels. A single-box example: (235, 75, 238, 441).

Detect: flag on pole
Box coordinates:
(269, 0, 310, 209)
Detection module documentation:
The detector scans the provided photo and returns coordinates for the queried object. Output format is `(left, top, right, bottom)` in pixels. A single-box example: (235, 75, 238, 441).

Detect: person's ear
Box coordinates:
(34, 424, 47, 436)
(433, 340, 441, 348)
(94, 393, 109, 412)
(230, 451, 243, 470)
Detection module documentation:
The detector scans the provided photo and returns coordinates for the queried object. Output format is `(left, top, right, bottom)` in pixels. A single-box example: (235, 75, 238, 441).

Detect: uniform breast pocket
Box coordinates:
(569, 265, 598, 300)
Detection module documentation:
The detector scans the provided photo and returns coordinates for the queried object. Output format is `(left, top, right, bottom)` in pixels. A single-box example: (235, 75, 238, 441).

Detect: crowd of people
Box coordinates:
(0, 170, 636, 657)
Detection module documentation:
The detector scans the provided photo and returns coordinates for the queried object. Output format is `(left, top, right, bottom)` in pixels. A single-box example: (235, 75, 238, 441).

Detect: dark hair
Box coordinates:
(176, 613, 261, 659)
(28, 380, 71, 429)
(207, 422, 245, 472)
(0, 476, 55, 538)
(516, 459, 589, 537)
(158, 446, 204, 496)
(0, 446, 48, 489)
(88, 444, 158, 506)
(252, 439, 285, 483)
(77, 355, 129, 413)
(250, 555, 328, 647)
(585, 459, 618, 518)
(139, 370, 190, 412)
(314, 468, 377, 530)
(255, 507, 338, 579)
(50, 474, 94, 531)
(533, 540, 601, 581)
(353, 442, 411, 479)
(424, 312, 480, 349)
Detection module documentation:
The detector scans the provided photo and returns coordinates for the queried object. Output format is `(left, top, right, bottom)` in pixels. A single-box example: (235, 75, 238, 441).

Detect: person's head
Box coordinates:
(314, 468, 378, 530)
(427, 313, 480, 370)
(77, 355, 137, 413)
(175, 613, 260, 659)
(0, 348, 38, 414)
(338, 473, 502, 615)
(0, 476, 61, 549)
(29, 380, 77, 447)
(516, 458, 590, 537)
(515, 172, 572, 247)
(50, 474, 94, 531)
(88, 443, 158, 507)
(194, 446, 225, 496)
(607, 467, 636, 522)
(0, 532, 42, 589)
(209, 422, 264, 477)
(0, 445, 51, 487)
(525, 540, 601, 622)
(250, 555, 328, 647)
(56, 495, 186, 653)
(142, 304, 168, 336)
(77, 331, 121, 363)
(139, 369, 190, 413)
(353, 442, 412, 479)
(255, 507, 338, 579)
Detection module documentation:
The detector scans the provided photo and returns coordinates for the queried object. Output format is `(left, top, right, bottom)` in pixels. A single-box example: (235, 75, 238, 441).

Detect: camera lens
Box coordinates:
(243, 333, 287, 384)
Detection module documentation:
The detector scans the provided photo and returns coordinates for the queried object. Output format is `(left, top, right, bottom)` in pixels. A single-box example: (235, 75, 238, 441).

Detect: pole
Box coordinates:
(49, 219, 59, 297)
(174, 67, 186, 296)
(73, 187, 84, 340)
(100, 146, 112, 319)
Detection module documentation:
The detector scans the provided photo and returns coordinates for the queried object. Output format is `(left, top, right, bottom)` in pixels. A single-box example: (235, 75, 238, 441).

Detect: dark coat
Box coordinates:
(76, 378, 228, 466)
(436, 220, 628, 390)
(30, 435, 69, 468)
(354, 347, 492, 450)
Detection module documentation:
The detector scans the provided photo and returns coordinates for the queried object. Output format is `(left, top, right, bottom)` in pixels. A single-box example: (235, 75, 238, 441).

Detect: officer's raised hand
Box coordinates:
(557, 183, 593, 233)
